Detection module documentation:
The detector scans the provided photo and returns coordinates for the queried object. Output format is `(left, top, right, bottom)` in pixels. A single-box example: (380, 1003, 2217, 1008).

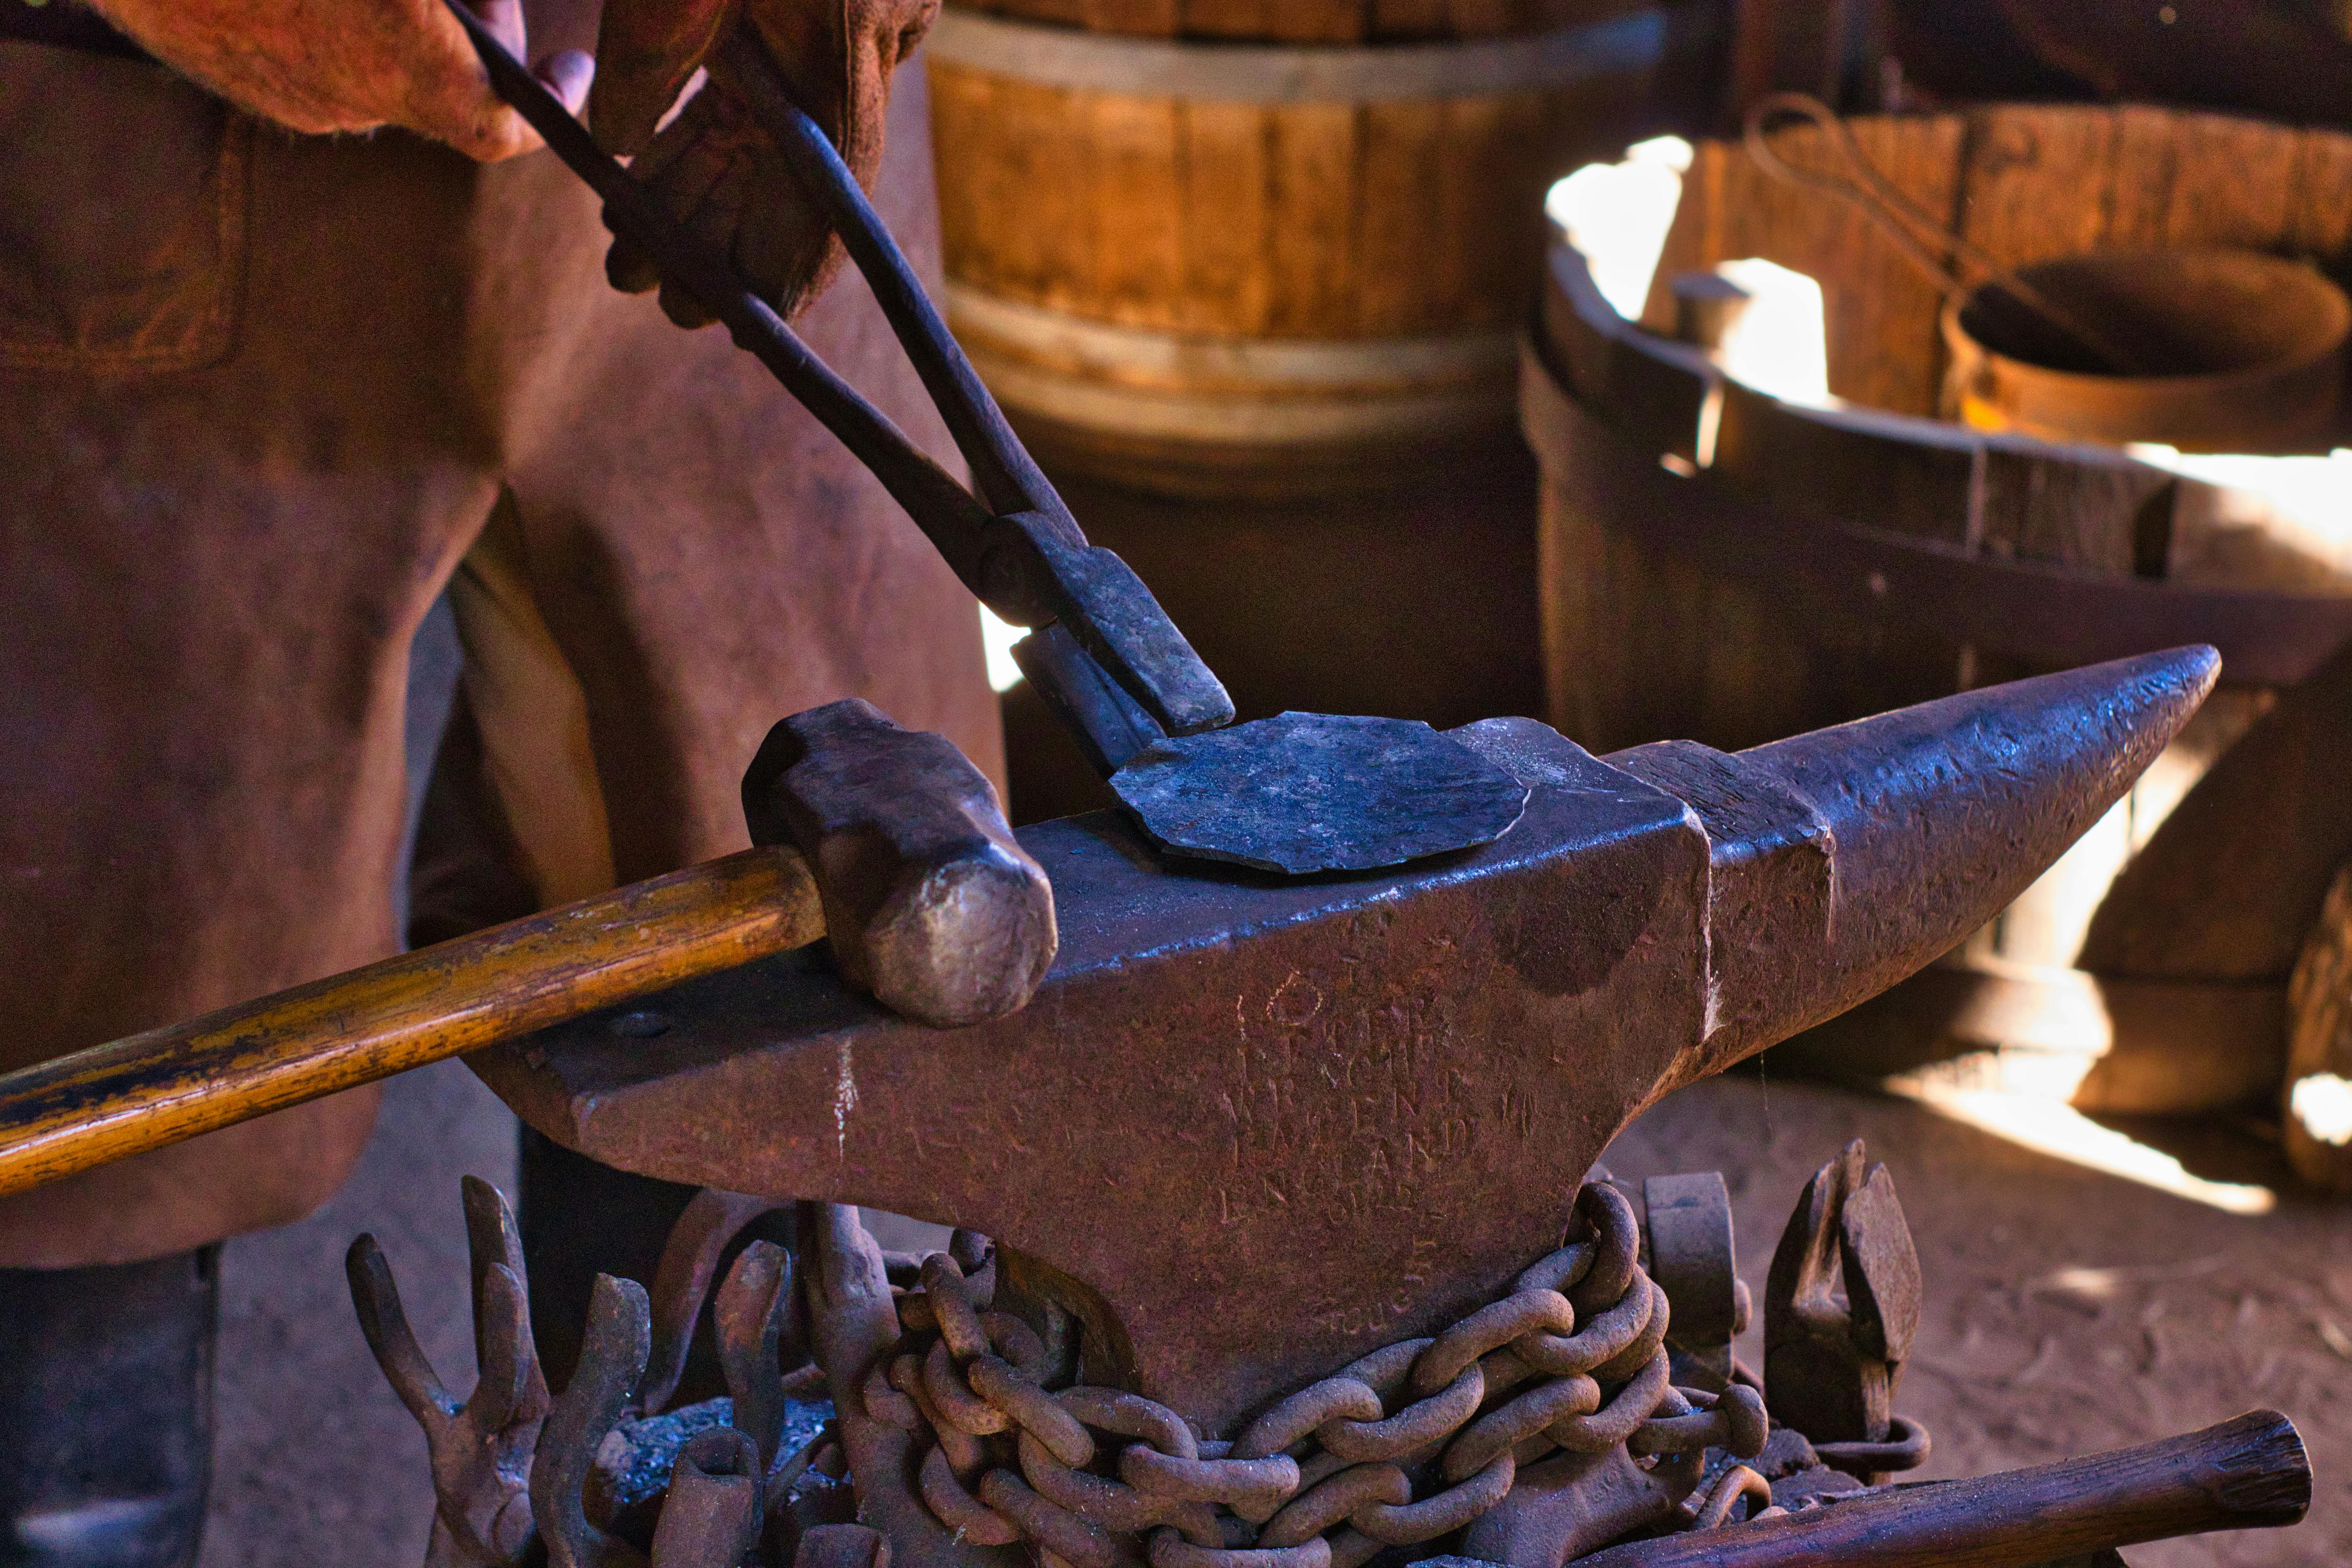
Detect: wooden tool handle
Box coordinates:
(0, 846, 822, 1198)
(1575, 1410, 2308, 1567)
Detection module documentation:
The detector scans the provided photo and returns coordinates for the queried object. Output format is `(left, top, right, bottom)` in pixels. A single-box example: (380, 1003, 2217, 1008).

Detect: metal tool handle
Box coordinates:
(445, 3, 989, 566)
(709, 27, 1053, 526)
(445, 2, 1231, 759)
(706, 25, 1230, 742)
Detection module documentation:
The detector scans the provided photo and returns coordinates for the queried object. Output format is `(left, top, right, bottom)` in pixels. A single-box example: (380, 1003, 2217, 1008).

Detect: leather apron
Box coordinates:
(0, 19, 997, 1266)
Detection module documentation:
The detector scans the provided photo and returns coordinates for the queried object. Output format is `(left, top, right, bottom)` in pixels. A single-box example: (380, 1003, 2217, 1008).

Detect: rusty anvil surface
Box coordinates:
(476, 650, 2213, 1438)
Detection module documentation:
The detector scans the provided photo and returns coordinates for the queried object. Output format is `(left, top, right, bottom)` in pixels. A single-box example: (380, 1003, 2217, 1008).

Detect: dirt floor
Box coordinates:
(1604, 1073, 2349, 1567)
(196, 1062, 2347, 1566)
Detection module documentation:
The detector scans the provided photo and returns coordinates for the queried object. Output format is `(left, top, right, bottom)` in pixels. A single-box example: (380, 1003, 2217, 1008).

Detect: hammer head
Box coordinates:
(743, 700, 1055, 1028)
(492, 649, 2214, 1436)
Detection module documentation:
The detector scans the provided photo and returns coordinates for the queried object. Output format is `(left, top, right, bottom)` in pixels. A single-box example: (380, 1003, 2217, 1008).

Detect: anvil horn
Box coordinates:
(1612, 644, 2220, 1093)
(479, 649, 2219, 1436)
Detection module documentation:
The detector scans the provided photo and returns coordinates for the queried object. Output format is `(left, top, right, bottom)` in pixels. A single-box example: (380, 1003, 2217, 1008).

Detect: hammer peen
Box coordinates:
(0, 701, 1052, 1196)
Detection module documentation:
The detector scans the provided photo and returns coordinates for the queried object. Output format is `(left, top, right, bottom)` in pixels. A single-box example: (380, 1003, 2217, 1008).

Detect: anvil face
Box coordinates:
(485, 722, 1714, 1432)
(479, 650, 2213, 1436)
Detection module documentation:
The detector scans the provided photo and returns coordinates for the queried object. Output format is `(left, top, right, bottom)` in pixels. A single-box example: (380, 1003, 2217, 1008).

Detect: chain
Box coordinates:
(864, 1183, 1771, 1568)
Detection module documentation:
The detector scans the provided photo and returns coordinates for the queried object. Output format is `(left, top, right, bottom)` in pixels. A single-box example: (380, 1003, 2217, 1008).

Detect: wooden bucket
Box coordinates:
(926, 0, 1715, 491)
(1942, 247, 2352, 450)
(1526, 103, 2352, 1117)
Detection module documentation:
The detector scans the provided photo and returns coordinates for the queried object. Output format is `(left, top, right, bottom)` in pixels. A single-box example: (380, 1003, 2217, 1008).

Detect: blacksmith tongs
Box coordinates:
(449, 5, 1530, 875)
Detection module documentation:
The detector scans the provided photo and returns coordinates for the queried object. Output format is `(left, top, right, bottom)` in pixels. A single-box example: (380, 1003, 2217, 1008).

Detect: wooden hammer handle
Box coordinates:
(0, 846, 821, 1198)
(1575, 1410, 2309, 1567)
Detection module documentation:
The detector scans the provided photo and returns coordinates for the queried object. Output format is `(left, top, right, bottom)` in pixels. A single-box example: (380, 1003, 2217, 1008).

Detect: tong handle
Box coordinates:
(447, 1, 1230, 757)
(710, 27, 1053, 526)
(444, 2, 995, 561)
(708, 29, 1232, 743)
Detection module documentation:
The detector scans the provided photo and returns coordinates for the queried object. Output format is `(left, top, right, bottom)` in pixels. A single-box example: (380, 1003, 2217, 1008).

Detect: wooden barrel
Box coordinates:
(927, 1, 1715, 490)
(1526, 103, 2352, 1118)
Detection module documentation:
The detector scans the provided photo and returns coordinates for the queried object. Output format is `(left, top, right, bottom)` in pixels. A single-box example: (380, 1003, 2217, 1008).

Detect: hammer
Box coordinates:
(0, 699, 1053, 1196)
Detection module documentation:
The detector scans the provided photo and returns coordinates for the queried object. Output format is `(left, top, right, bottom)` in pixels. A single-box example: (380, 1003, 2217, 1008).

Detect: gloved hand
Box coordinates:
(590, 0, 943, 326)
(87, 0, 591, 162)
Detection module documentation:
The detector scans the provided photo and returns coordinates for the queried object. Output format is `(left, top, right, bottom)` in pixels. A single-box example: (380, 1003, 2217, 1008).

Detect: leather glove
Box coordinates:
(88, 0, 591, 162)
(590, 0, 942, 327)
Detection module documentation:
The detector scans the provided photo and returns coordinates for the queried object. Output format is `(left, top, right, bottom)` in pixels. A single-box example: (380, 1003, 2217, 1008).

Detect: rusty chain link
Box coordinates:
(867, 1183, 1773, 1568)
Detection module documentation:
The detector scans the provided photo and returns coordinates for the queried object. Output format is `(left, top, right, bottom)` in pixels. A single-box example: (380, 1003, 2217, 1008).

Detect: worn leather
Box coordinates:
(0, 29, 996, 1267)
(595, 0, 944, 325)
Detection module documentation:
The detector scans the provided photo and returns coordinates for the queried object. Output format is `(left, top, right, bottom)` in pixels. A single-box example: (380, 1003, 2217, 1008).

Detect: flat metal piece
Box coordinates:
(1109, 712, 1531, 874)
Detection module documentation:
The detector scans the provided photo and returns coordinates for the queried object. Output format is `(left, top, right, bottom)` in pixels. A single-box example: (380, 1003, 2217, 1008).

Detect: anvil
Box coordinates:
(476, 648, 2214, 1437)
